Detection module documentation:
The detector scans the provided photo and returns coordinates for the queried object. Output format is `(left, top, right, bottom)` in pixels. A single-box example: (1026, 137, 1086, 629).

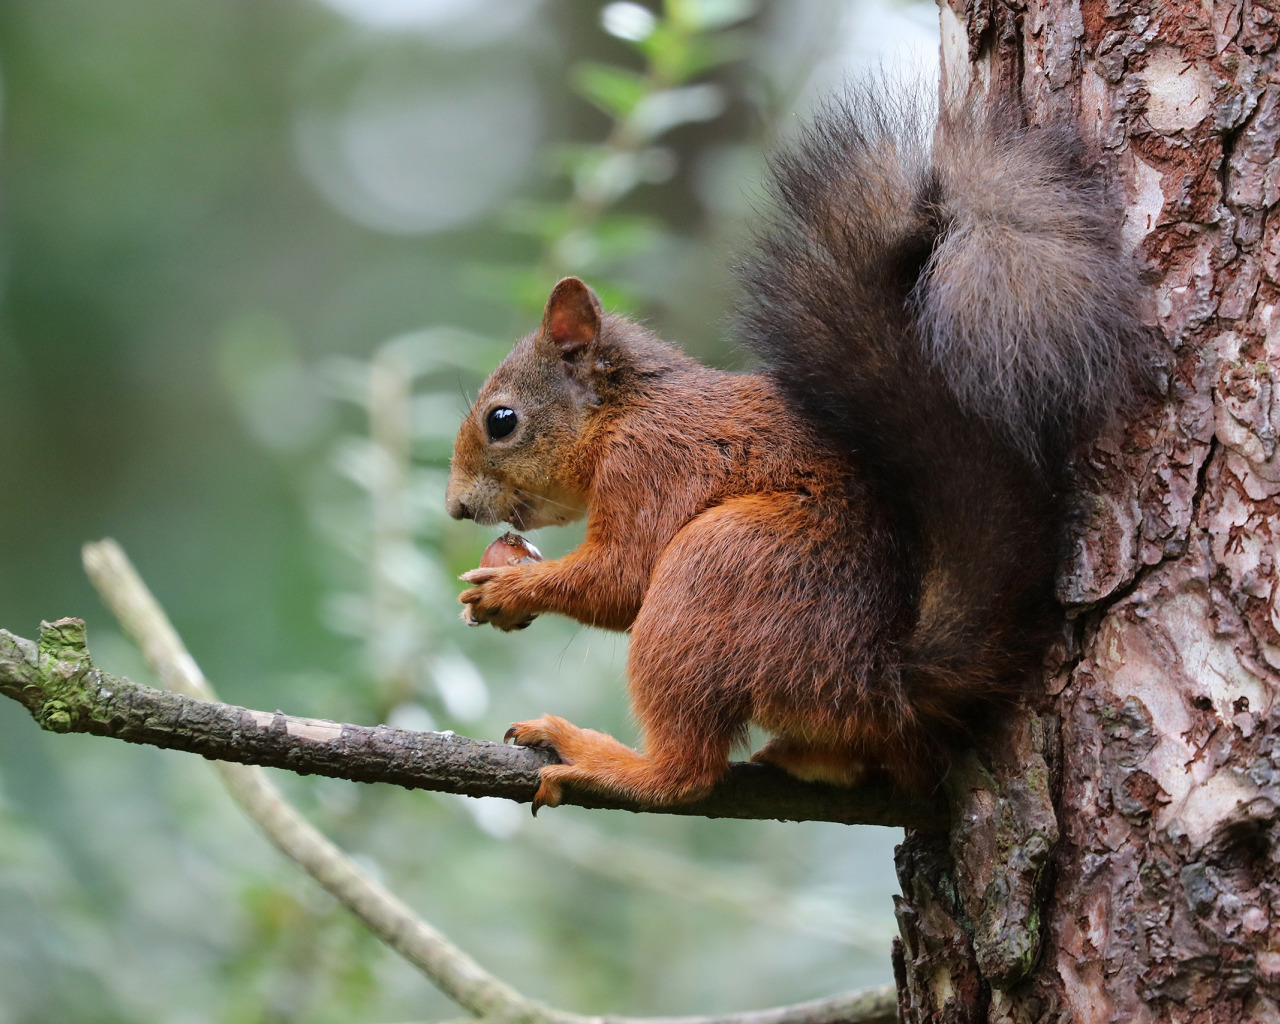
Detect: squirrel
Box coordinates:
(445, 90, 1143, 812)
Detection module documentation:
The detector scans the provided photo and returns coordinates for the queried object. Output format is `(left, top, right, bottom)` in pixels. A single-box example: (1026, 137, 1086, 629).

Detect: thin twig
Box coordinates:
(391, 985, 899, 1024)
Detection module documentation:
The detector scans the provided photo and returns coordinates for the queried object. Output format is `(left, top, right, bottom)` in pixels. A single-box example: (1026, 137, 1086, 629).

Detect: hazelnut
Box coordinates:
(480, 533, 544, 568)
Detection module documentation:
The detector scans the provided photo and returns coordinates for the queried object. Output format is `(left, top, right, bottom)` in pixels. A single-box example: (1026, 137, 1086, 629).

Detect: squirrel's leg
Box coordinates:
(505, 712, 736, 811)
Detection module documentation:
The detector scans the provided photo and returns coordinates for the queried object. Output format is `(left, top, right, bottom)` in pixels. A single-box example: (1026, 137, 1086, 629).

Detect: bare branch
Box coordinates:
(0, 624, 941, 829)
(392, 986, 899, 1024)
(590, 985, 897, 1024)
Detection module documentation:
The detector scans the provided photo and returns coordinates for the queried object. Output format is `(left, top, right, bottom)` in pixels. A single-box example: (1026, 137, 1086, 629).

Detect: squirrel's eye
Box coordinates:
(486, 406, 518, 440)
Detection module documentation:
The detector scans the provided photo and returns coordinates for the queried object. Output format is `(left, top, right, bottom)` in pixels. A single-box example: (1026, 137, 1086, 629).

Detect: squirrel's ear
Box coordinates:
(540, 277, 602, 357)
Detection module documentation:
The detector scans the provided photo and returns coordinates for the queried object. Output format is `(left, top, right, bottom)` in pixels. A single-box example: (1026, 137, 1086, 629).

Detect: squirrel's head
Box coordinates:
(446, 277, 605, 530)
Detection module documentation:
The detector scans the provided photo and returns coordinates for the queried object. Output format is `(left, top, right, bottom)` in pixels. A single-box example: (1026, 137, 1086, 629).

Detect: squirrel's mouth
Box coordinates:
(445, 474, 584, 530)
(444, 472, 505, 524)
(453, 497, 534, 530)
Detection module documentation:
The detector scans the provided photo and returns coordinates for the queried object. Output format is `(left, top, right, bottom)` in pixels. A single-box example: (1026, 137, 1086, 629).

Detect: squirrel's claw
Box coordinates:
(530, 775, 563, 815)
(505, 720, 554, 748)
(506, 720, 566, 814)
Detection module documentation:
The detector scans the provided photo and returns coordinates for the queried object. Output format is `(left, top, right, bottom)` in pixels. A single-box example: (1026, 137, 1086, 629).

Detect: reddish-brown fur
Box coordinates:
(448, 288, 936, 808)
(446, 95, 1142, 810)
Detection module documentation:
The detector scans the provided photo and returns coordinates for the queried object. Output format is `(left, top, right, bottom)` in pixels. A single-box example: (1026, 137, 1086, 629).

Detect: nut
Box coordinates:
(479, 533, 544, 568)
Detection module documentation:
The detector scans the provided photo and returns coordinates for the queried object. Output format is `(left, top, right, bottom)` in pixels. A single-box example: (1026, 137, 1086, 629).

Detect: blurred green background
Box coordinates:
(0, 1, 938, 1021)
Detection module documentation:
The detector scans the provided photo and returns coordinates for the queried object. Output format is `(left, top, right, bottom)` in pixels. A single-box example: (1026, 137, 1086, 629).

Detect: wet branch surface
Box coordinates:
(0, 618, 947, 831)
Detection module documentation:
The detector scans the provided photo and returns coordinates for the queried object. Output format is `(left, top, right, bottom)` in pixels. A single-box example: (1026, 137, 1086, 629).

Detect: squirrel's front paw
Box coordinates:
(459, 566, 536, 631)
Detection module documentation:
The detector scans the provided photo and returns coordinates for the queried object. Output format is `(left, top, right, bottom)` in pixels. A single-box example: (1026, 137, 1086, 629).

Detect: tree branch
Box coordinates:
(0, 621, 943, 829)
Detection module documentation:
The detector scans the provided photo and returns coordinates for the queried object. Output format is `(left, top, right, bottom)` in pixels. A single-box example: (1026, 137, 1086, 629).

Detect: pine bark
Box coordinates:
(892, 0, 1280, 1021)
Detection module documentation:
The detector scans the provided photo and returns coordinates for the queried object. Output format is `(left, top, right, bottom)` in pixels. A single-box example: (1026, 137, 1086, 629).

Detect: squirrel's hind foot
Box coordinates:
(504, 713, 721, 810)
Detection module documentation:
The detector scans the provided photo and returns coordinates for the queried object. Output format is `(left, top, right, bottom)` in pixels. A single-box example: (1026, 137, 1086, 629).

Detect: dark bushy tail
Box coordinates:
(916, 101, 1143, 464)
(736, 87, 1143, 730)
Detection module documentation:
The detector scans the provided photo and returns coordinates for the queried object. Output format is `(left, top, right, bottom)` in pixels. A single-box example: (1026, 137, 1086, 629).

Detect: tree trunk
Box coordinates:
(892, 1, 1280, 1021)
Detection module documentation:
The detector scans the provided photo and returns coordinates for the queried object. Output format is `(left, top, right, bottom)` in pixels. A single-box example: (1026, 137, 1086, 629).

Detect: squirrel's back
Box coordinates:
(736, 88, 1143, 740)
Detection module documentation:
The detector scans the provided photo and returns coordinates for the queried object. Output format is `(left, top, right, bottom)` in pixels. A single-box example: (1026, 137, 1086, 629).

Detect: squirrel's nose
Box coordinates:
(447, 496, 473, 520)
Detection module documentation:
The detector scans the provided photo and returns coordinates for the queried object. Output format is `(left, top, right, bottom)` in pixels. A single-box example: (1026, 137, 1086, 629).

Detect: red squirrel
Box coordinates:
(445, 92, 1142, 811)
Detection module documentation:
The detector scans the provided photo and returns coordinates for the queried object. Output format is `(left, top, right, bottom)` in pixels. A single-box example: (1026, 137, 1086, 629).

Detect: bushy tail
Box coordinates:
(736, 86, 1143, 728)
(916, 101, 1143, 463)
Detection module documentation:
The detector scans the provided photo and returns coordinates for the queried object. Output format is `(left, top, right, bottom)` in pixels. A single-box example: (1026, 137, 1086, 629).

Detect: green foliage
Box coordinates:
(572, 63, 650, 119)
(472, 0, 762, 312)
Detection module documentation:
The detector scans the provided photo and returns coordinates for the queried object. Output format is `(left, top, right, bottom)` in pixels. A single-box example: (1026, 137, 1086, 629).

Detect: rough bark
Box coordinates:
(892, 1, 1280, 1021)
(0, 618, 946, 830)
